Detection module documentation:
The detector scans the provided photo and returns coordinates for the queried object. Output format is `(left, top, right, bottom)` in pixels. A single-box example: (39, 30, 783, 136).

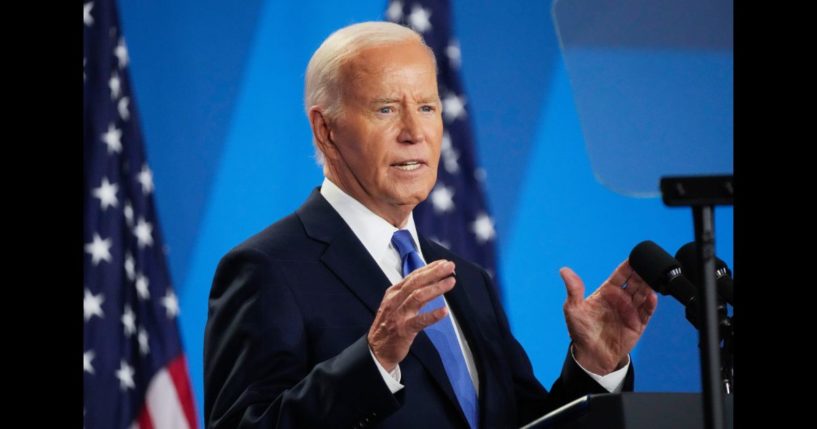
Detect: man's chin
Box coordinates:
(399, 194, 433, 212)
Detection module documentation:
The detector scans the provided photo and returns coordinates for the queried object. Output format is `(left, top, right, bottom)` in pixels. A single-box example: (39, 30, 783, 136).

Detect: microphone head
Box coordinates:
(675, 242, 733, 304)
(630, 240, 705, 330)
(629, 240, 679, 294)
(675, 242, 700, 282)
(675, 242, 729, 277)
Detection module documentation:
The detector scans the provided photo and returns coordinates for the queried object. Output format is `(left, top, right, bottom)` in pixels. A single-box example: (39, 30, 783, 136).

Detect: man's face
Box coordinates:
(323, 40, 442, 225)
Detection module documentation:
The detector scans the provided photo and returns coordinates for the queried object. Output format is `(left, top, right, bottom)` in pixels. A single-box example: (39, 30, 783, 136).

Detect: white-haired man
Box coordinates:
(204, 21, 657, 429)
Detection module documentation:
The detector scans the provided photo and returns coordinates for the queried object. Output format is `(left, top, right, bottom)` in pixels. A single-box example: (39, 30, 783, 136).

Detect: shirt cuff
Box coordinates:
(570, 346, 630, 393)
(369, 347, 404, 394)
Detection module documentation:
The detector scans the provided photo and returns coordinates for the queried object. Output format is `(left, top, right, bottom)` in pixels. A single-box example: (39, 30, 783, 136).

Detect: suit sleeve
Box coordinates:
(203, 247, 402, 428)
(477, 269, 635, 426)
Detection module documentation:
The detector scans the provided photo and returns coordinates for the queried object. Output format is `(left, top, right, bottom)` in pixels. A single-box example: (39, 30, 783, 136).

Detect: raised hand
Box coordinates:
(560, 260, 658, 375)
(368, 260, 457, 371)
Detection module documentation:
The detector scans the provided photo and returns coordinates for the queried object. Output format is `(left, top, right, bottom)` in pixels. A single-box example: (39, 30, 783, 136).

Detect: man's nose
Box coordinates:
(397, 110, 425, 144)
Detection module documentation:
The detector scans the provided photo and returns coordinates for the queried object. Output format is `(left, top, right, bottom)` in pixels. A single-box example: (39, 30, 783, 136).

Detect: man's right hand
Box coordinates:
(367, 259, 457, 372)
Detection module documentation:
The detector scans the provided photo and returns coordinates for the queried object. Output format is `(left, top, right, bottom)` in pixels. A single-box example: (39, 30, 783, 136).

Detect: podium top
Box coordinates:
(520, 394, 590, 429)
(520, 392, 732, 429)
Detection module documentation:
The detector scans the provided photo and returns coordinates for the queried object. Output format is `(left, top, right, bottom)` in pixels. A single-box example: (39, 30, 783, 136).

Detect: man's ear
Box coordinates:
(309, 106, 338, 161)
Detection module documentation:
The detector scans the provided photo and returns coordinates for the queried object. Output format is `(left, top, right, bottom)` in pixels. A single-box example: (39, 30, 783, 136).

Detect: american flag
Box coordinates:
(386, 0, 500, 285)
(83, 1, 198, 428)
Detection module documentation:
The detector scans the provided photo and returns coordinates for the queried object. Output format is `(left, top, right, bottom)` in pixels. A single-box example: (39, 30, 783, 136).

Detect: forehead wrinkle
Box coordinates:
(338, 43, 439, 109)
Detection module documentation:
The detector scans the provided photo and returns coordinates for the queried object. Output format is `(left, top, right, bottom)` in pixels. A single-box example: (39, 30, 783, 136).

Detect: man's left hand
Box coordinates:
(560, 260, 658, 375)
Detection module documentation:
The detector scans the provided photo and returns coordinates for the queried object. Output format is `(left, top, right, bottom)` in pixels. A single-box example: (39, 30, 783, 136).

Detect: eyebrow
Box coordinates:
(371, 98, 401, 105)
(369, 97, 440, 105)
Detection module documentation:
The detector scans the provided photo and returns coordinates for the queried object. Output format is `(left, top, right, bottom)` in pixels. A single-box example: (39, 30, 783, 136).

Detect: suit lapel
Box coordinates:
(297, 189, 390, 315)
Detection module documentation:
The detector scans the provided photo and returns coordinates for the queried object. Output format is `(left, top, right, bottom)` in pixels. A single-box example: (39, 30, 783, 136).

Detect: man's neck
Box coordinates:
(323, 176, 411, 228)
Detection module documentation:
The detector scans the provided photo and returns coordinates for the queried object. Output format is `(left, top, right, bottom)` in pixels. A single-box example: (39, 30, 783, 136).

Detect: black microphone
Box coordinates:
(675, 242, 733, 306)
(629, 240, 702, 329)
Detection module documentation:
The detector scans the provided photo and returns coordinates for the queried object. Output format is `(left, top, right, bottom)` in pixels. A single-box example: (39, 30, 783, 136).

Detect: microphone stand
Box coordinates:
(720, 315, 733, 395)
(661, 175, 733, 429)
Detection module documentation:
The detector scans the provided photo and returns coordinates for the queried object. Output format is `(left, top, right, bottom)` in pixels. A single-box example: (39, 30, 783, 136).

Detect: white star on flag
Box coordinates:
(430, 184, 455, 213)
(471, 213, 496, 243)
(92, 177, 119, 210)
(135, 273, 150, 300)
(475, 168, 487, 182)
(83, 2, 94, 27)
(138, 327, 150, 355)
(124, 252, 135, 281)
(84, 350, 95, 374)
(123, 201, 134, 227)
(115, 360, 135, 391)
(446, 40, 461, 69)
(386, 0, 403, 21)
(109, 72, 122, 100)
(114, 37, 129, 69)
(101, 123, 122, 154)
(117, 97, 130, 121)
(408, 5, 432, 33)
(121, 304, 136, 336)
(84, 289, 105, 321)
(134, 217, 154, 248)
(85, 233, 113, 265)
(161, 290, 180, 319)
(138, 164, 154, 195)
(441, 132, 460, 173)
(443, 93, 466, 122)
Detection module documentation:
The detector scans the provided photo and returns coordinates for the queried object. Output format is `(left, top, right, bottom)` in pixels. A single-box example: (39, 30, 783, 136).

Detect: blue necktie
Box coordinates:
(391, 230, 478, 429)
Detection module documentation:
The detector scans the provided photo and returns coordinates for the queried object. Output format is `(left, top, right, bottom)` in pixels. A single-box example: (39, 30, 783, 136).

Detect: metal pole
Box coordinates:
(693, 205, 725, 429)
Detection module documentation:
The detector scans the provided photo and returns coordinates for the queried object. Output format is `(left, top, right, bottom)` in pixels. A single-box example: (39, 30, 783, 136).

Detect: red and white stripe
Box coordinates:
(130, 355, 198, 429)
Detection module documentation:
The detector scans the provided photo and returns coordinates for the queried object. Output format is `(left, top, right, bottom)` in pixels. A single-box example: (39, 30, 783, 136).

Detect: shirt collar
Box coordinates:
(320, 177, 422, 262)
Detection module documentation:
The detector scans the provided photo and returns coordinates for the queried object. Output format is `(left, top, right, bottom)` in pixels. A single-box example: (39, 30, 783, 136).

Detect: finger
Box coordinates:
(395, 260, 456, 301)
(639, 291, 658, 323)
(381, 261, 442, 304)
(388, 260, 445, 292)
(398, 275, 456, 315)
(632, 285, 650, 307)
(408, 305, 449, 332)
(628, 271, 650, 292)
(601, 259, 634, 291)
(560, 267, 586, 306)
(632, 288, 657, 321)
(623, 271, 651, 299)
(621, 277, 638, 298)
(377, 261, 454, 324)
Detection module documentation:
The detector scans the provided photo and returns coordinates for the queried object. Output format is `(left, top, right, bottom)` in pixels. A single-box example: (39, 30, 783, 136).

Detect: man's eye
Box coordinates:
(420, 105, 436, 112)
(379, 107, 394, 114)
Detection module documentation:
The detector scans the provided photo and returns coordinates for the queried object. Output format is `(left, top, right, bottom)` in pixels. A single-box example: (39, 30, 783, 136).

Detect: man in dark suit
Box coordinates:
(204, 21, 657, 429)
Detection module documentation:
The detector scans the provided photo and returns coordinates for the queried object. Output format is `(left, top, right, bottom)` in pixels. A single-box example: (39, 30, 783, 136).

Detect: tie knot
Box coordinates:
(391, 229, 417, 259)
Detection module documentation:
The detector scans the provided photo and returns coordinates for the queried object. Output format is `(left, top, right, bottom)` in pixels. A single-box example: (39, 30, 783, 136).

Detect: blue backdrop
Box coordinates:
(117, 1, 733, 426)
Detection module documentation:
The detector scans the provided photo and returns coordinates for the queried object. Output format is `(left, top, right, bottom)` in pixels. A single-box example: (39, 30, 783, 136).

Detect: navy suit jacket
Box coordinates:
(204, 189, 633, 428)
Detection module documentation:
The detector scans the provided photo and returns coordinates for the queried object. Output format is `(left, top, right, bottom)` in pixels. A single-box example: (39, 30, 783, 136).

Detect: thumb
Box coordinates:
(560, 267, 585, 306)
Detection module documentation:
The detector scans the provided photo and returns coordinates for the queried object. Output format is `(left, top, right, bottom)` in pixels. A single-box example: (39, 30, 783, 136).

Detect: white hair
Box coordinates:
(304, 21, 436, 165)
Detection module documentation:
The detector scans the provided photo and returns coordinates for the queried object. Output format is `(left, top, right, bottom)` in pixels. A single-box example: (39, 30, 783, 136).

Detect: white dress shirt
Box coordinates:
(319, 177, 627, 395)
